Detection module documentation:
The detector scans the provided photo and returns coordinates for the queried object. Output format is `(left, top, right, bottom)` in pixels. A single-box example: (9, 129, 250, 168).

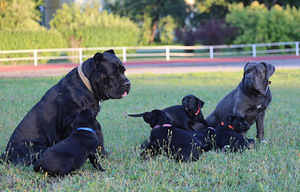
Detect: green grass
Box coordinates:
(0, 69, 299, 191)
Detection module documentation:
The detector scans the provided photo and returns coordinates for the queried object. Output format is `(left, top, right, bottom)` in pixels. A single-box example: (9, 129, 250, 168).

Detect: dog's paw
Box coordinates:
(260, 140, 267, 143)
(222, 145, 231, 152)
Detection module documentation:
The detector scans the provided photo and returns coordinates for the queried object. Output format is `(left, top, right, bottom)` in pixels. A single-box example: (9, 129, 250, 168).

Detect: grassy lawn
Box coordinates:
(0, 69, 299, 191)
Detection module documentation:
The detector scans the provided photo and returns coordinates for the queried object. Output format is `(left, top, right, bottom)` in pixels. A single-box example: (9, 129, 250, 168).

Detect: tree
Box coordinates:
(0, 0, 43, 30)
(104, 0, 188, 44)
(50, 1, 140, 49)
(226, 1, 300, 44)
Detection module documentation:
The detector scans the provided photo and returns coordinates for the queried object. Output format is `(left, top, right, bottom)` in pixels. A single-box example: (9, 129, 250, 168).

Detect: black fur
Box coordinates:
(215, 113, 255, 152)
(1, 50, 130, 165)
(33, 109, 105, 176)
(139, 109, 204, 162)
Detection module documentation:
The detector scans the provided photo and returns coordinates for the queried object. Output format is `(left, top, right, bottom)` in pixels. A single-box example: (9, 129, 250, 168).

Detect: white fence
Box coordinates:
(0, 41, 299, 66)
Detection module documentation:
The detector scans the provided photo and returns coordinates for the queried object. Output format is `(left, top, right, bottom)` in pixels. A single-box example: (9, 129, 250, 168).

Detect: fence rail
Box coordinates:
(0, 41, 299, 66)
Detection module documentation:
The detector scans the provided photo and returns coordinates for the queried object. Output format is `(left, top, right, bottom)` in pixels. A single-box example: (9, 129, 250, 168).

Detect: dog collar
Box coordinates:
(78, 62, 93, 93)
(153, 124, 172, 129)
(228, 124, 235, 132)
(221, 122, 235, 132)
(77, 127, 95, 133)
(190, 104, 201, 116)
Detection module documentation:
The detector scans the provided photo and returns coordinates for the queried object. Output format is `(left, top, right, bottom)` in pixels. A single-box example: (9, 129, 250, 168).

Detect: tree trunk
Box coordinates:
(150, 19, 158, 44)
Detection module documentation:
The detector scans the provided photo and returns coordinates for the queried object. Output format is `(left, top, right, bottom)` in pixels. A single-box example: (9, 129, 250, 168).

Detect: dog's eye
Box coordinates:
(256, 70, 261, 74)
(110, 71, 118, 77)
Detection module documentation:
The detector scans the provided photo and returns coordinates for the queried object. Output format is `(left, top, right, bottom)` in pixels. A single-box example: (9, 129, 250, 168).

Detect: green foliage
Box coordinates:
(157, 15, 176, 44)
(0, 69, 299, 190)
(50, 2, 140, 48)
(104, 0, 187, 44)
(138, 15, 152, 45)
(226, 1, 300, 44)
(0, 30, 66, 50)
(0, 30, 67, 65)
(0, 0, 43, 30)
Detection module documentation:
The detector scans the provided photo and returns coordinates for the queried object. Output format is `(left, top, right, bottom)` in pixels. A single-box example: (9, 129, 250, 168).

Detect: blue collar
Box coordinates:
(77, 127, 95, 133)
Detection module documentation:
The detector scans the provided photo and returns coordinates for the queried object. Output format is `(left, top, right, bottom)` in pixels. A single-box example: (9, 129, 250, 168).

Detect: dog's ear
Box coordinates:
(243, 62, 251, 72)
(196, 98, 205, 108)
(104, 49, 116, 55)
(93, 52, 104, 65)
(261, 62, 275, 79)
(243, 62, 251, 79)
(225, 114, 234, 125)
(143, 112, 153, 124)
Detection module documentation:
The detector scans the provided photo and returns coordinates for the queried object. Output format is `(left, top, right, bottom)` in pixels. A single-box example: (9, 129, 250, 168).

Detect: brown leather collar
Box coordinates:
(78, 62, 93, 93)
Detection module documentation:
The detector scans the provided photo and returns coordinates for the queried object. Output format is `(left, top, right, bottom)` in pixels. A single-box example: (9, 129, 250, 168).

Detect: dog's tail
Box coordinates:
(128, 113, 145, 117)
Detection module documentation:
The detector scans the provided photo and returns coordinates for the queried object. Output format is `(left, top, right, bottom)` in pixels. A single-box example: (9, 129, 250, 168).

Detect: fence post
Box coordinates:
(209, 46, 214, 59)
(296, 42, 299, 56)
(79, 48, 83, 64)
(123, 47, 127, 62)
(34, 50, 38, 66)
(166, 46, 170, 61)
(252, 44, 256, 58)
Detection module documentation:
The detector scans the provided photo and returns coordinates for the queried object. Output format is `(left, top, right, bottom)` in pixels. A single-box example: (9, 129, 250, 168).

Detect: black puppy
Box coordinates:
(191, 127, 216, 152)
(139, 109, 204, 162)
(34, 109, 105, 176)
(130, 94, 208, 132)
(215, 113, 255, 152)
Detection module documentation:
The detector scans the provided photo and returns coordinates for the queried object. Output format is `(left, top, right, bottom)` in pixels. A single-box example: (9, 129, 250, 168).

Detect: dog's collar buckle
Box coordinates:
(77, 127, 96, 133)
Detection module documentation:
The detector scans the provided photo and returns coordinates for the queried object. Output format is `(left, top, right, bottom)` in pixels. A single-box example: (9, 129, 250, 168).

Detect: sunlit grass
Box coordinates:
(0, 69, 299, 191)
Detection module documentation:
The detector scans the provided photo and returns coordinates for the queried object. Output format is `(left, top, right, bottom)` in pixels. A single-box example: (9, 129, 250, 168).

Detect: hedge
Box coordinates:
(0, 30, 67, 65)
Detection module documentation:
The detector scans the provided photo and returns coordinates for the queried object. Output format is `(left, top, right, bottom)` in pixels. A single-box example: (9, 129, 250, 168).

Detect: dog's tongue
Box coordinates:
(122, 92, 128, 97)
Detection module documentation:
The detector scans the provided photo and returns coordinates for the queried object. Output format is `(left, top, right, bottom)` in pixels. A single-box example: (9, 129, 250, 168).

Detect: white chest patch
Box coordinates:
(256, 104, 262, 109)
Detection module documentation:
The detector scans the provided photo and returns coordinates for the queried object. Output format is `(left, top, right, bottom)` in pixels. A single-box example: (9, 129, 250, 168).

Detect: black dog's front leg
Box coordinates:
(256, 112, 265, 142)
(95, 130, 107, 158)
(89, 154, 105, 172)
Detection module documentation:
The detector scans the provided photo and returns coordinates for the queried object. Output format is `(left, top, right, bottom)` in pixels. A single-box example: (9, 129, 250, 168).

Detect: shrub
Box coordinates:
(198, 17, 237, 45)
(226, 1, 300, 44)
(0, 30, 67, 65)
(157, 15, 176, 45)
(50, 3, 141, 48)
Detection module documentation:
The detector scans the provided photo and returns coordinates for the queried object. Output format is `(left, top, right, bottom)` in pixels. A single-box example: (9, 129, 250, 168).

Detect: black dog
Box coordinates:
(138, 109, 204, 162)
(215, 113, 255, 152)
(130, 94, 208, 132)
(34, 109, 105, 176)
(191, 127, 216, 152)
(206, 62, 275, 142)
(1, 50, 130, 165)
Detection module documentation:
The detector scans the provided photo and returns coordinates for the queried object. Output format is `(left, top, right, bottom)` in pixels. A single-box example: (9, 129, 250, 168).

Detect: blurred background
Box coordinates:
(0, 0, 300, 65)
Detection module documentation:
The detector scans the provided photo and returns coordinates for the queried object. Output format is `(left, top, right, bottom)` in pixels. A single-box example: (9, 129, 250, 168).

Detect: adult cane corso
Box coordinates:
(139, 109, 204, 162)
(129, 94, 208, 132)
(215, 113, 255, 152)
(34, 109, 105, 176)
(1, 50, 130, 165)
(206, 62, 275, 142)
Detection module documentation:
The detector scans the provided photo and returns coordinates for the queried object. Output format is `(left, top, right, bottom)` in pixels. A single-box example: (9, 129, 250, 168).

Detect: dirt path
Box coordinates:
(0, 55, 299, 78)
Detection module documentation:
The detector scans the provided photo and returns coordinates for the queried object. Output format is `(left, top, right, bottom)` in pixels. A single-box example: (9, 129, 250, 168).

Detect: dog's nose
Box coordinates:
(124, 80, 131, 92)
